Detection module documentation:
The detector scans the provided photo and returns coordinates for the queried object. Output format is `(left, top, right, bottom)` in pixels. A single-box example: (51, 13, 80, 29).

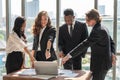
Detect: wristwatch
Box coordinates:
(46, 49, 50, 51)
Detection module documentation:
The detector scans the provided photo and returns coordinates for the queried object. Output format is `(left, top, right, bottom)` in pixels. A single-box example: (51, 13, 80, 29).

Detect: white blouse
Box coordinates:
(6, 31, 27, 54)
(38, 27, 46, 51)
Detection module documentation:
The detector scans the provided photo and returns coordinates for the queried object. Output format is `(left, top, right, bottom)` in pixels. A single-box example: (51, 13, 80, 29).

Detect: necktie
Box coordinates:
(70, 25, 73, 37)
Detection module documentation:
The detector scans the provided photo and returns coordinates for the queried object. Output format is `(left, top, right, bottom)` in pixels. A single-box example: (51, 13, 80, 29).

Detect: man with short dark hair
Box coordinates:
(58, 8, 88, 70)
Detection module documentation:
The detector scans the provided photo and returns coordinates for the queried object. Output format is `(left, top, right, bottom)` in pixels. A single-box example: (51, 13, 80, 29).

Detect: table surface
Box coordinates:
(3, 69, 92, 80)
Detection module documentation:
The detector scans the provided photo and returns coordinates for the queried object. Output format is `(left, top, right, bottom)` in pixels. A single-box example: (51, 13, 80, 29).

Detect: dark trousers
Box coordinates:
(5, 51, 24, 74)
(63, 56, 82, 70)
(35, 51, 56, 61)
(92, 70, 108, 80)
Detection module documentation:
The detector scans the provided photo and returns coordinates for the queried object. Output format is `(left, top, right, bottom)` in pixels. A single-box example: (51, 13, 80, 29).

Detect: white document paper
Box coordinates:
(15, 69, 56, 79)
(58, 69, 79, 78)
(15, 69, 36, 75)
(15, 69, 79, 79)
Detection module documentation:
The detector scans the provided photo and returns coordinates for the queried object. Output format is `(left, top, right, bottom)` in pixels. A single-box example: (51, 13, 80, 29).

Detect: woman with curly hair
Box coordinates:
(32, 11, 57, 61)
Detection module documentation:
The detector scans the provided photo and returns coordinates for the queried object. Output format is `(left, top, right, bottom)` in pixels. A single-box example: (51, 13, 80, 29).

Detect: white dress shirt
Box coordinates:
(6, 31, 27, 54)
(38, 27, 46, 51)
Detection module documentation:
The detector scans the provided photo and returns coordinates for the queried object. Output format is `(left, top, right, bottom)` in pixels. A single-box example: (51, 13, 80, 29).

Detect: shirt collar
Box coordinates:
(72, 21, 75, 27)
(41, 26, 46, 31)
(68, 21, 75, 28)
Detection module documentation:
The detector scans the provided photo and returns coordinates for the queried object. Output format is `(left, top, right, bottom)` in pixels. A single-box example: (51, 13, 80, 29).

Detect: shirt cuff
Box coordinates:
(67, 54, 72, 58)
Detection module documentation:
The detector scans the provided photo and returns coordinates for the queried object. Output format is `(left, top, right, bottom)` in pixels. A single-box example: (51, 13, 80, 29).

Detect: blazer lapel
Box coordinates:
(72, 21, 76, 37)
(71, 21, 77, 38)
(35, 34, 40, 50)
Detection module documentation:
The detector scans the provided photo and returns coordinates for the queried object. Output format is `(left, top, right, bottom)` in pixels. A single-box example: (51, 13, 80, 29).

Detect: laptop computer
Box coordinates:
(34, 61, 58, 75)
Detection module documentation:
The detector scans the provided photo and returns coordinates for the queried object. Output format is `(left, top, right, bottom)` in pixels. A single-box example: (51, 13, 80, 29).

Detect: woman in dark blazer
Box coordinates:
(32, 11, 57, 61)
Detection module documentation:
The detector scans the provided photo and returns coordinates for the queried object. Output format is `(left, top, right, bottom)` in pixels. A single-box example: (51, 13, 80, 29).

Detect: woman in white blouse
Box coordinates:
(6, 17, 35, 74)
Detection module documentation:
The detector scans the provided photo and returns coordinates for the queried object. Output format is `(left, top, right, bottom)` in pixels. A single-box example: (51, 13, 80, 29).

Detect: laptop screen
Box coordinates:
(34, 61, 58, 75)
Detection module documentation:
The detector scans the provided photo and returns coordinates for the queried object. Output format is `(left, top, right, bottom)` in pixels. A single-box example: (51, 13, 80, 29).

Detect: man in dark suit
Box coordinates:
(62, 9, 116, 80)
(58, 8, 88, 70)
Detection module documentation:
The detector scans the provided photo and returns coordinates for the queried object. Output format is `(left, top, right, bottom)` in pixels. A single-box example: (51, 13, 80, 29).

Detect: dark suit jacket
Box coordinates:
(32, 26, 57, 60)
(59, 21, 88, 57)
(68, 23, 115, 72)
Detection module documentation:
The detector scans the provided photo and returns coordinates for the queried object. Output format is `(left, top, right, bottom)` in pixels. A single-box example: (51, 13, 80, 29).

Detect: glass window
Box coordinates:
(0, 0, 6, 49)
(10, 0, 21, 31)
(117, 0, 120, 52)
(117, 0, 120, 79)
(0, 51, 6, 77)
(98, 0, 114, 37)
(60, 0, 94, 25)
(39, 0, 56, 27)
(0, 0, 6, 78)
(116, 56, 120, 80)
